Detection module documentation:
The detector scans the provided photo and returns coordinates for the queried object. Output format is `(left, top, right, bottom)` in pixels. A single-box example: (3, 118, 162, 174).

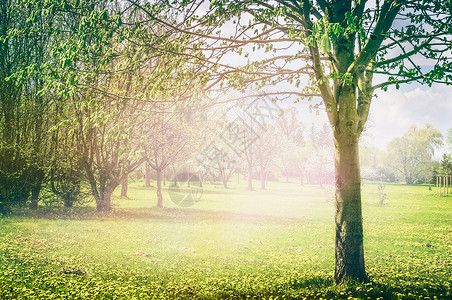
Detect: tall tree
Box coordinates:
(276, 135, 300, 183)
(140, 105, 200, 207)
(255, 124, 280, 189)
(447, 128, 452, 151)
(275, 107, 305, 182)
(0, 0, 57, 211)
(123, 0, 452, 283)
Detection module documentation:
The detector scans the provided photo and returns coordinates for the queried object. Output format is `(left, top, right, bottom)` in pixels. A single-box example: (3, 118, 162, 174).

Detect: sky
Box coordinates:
(369, 84, 452, 153)
(292, 82, 452, 158)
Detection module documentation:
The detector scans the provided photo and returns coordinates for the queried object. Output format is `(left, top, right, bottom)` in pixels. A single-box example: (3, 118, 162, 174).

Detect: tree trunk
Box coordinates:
(286, 174, 289, 183)
(97, 189, 112, 212)
(333, 131, 365, 284)
(145, 163, 151, 187)
(121, 174, 128, 198)
(29, 185, 41, 210)
(260, 169, 265, 190)
(63, 196, 74, 208)
(300, 173, 304, 185)
(156, 169, 163, 207)
(248, 167, 253, 191)
(222, 171, 229, 188)
(29, 175, 43, 210)
(405, 175, 413, 185)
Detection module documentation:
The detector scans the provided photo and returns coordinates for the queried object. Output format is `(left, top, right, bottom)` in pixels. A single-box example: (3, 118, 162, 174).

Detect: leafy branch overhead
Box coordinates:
(88, 0, 449, 136)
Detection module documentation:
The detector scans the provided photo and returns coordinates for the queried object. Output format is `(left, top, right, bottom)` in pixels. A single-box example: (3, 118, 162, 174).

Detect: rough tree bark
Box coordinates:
(333, 128, 365, 283)
(94, 183, 115, 212)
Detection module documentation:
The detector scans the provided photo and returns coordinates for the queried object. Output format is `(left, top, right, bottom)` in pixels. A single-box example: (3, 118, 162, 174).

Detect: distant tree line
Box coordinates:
(0, 0, 206, 213)
(360, 124, 448, 184)
(0, 0, 339, 214)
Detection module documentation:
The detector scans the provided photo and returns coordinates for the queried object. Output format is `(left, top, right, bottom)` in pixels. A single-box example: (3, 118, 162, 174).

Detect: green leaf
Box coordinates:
(319, 33, 331, 54)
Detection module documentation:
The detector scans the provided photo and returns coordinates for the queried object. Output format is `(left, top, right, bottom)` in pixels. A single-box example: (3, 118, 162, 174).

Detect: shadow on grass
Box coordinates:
(215, 277, 452, 300)
(6, 206, 303, 224)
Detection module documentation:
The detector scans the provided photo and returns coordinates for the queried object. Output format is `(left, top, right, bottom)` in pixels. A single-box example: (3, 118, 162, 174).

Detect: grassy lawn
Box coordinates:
(0, 180, 451, 299)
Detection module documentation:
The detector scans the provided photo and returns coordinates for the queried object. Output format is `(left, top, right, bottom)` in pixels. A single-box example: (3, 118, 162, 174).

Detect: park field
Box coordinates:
(0, 180, 451, 299)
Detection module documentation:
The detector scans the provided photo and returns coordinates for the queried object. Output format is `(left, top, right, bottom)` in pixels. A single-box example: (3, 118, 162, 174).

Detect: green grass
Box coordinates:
(0, 180, 451, 299)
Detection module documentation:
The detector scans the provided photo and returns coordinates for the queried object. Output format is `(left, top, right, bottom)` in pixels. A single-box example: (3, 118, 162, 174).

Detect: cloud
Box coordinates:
(368, 84, 452, 153)
(403, 87, 440, 101)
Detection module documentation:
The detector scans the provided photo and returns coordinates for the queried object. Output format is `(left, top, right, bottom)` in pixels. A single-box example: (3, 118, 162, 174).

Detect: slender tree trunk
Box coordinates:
(222, 171, 228, 188)
(29, 184, 41, 210)
(286, 174, 289, 183)
(333, 131, 365, 284)
(29, 174, 43, 210)
(156, 169, 163, 207)
(121, 174, 128, 198)
(300, 173, 304, 185)
(260, 169, 265, 190)
(145, 163, 151, 187)
(163, 172, 166, 186)
(248, 167, 253, 191)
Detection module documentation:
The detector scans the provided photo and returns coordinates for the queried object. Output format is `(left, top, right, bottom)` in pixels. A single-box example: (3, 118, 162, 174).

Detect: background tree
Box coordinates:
(276, 135, 300, 183)
(386, 125, 443, 184)
(435, 154, 452, 176)
(359, 144, 395, 182)
(275, 107, 305, 182)
(48, 107, 88, 208)
(0, 0, 58, 212)
(447, 128, 452, 151)
(305, 124, 334, 185)
(140, 104, 201, 207)
(255, 125, 280, 189)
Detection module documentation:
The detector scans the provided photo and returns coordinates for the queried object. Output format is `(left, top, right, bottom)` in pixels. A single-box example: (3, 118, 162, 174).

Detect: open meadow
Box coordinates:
(0, 180, 451, 299)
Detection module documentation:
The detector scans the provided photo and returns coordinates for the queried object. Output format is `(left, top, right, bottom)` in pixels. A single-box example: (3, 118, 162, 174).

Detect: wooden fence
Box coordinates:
(436, 175, 452, 196)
